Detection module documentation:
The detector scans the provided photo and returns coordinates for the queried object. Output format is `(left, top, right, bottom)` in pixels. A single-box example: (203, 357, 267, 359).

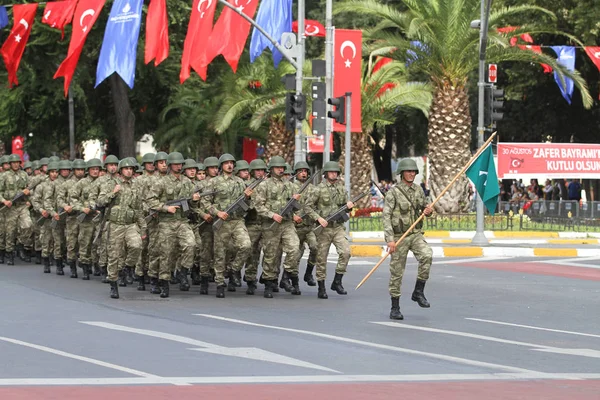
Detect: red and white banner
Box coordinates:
(333, 29, 362, 132)
(498, 142, 600, 179)
(307, 135, 333, 153)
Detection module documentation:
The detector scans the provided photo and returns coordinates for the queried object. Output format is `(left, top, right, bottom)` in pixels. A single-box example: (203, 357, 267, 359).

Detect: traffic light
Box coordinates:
(285, 93, 306, 131)
(486, 84, 504, 128)
(327, 95, 346, 125)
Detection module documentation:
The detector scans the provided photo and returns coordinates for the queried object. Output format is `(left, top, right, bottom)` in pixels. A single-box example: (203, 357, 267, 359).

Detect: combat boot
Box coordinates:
(263, 281, 274, 299)
(199, 276, 209, 295)
(109, 281, 119, 299)
(191, 266, 201, 285)
(170, 271, 179, 285)
(150, 277, 161, 294)
(317, 280, 328, 299)
(137, 275, 146, 291)
(411, 279, 430, 308)
(125, 267, 134, 285)
(101, 266, 109, 283)
(390, 297, 403, 320)
(290, 275, 301, 295)
(227, 278, 236, 292)
(55, 258, 64, 275)
(42, 257, 51, 273)
(179, 268, 190, 291)
(246, 280, 257, 295)
(233, 271, 242, 287)
(118, 270, 127, 287)
(17, 244, 27, 262)
(216, 284, 226, 298)
(258, 273, 265, 284)
(0, 250, 4, 264)
(279, 271, 293, 292)
(81, 263, 90, 280)
(159, 279, 170, 298)
(35, 251, 42, 265)
(331, 273, 347, 295)
(303, 263, 316, 286)
(93, 263, 101, 276)
(7, 251, 14, 266)
(69, 260, 78, 278)
(23, 248, 32, 263)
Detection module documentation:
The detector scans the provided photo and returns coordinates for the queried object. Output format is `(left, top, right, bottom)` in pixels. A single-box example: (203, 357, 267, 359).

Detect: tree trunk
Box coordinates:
(109, 74, 136, 159)
(427, 83, 471, 213)
(264, 116, 294, 165)
(339, 132, 372, 208)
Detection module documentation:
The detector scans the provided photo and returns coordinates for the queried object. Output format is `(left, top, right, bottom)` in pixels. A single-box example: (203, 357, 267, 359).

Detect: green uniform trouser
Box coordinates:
(99, 222, 109, 268)
(6, 204, 33, 252)
(158, 219, 195, 281)
(32, 211, 42, 252)
(146, 218, 160, 278)
(242, 223, 262, 281)
(65, 215, 79, 263)
(107, 223, 142, 282)
(198, 223, 214, 278)
(0, 208, 6, 251)
(77, 219, 97, 265)
(388, 232, 432, 298)
(52, 219, 66, 261)
(315, 223, 350, 282)
(40, 219, 53, 258)
(296, 225, 318, 267)
(260, 220, 300, 281)
(213, 219, 250, 286)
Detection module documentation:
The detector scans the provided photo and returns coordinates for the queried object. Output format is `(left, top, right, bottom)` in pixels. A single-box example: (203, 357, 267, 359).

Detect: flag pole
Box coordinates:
(354, 131, 498, 290)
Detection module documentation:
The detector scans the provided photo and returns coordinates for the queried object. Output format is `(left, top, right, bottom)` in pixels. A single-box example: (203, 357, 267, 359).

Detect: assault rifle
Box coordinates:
(144, 189, 218, 224)
(371, 179, 390, 196)
(211, 174, 269, 232)
(268, 172, 319, 229)
(76, 205, 104, 223)
(0, 180, 42, 211)
(50, 208, 67, 229)
(313, 190, 370, 236)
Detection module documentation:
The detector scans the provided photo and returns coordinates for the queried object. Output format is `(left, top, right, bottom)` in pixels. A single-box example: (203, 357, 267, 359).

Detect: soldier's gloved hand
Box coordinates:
(293, 194, 301, 200)
(41, 210, 49, 218)
(167, 205, 180, 214)
(272, 214, 283, 223)
(113, 184, 121, 194)
(347, 201, 355, 209)
(203, 214, 213, 223)
(293, 215, 302, 224)
(192, 192, 201, 201)
(217, 211, 229, 220)
(3, 200, 12, 208)
(23, 189, 30, 196)
(423, 204, 433, 216)
(244, 187, 253, 197)
(387, 241, 397, 254)
(317, 217, 328, 228)
(64, 205, 73, 213)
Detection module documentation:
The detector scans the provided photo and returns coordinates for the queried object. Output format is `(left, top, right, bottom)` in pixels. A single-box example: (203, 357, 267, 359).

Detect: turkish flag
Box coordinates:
(292, 19, 325, 37)
(54, 0, 106, 96)
(193, 0, 260, 77)
(333, 29, 362, 132)
(145, 0, 169, 66)
(0, 4, 38, 87)
(180, 0, 218, 83)
(42, 1, 77, 39)
(12, 136, 24, 161)
(584, 46, 600, 73)
(518, 45, 553, 74)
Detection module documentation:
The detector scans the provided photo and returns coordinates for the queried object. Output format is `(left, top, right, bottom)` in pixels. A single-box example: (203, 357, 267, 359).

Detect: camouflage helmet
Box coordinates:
(196, 163, 206, 171)
(141, 153, 155, 164)
(0, 156, 7, 165)
(23, 161, 33, 169)
(86, 158, 103, 169)
(58, 160, 72, 170)
(32, 160, 40, 170)
(396, 158, 419, 174)
(72, 159, 87, 169)
(203, 156, 219, 168)
(323, 161, 341, 173)
(154, 151, 168, 163)
(183, 158, 198, 170)
(167, 152, 185, 165)
(118, 158, 136, 170)
(47, 161, 60, 171)
(294, 161, 310, 171)
(284, 163, 294, 174)
(48, 156, 60, 163)
(104, 155, 119, 165)
(136, 165, 144, 173)
(219, 153, 236, 165)
(8, 154, 21, 163)
(39, 157, 50, 166)
(249, 159, 267, 171)
(235, 160, 250, 172)
(268, 156, 286, 169)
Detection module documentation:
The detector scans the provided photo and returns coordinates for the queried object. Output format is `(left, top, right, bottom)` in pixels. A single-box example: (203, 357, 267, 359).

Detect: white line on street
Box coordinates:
(466, 318, 600, 339)
(80, 321, 337, 373)
(528, 257, 600, 270)
(440, 257, 511, 264)
(193, 314, 538, 374)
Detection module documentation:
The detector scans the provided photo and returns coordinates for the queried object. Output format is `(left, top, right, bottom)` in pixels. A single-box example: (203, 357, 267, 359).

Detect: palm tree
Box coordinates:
(336, 0, 592, 212)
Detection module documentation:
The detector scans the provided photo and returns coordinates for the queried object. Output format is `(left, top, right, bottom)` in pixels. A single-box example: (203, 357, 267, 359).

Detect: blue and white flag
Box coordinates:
(550, 46, 576, 104)
(95, 0, 143, 88)
(0, 6, 8, 30)
(249, 0, 292, 67)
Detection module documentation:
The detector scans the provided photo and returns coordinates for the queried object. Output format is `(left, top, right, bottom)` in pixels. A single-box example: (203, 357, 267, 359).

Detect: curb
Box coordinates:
(346, 245, 597, 258)
(350, 231, 600, 243)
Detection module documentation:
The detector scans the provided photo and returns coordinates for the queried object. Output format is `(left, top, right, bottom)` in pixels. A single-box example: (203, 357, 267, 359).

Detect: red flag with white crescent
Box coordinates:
(42, 1, 77, 39)
(584, 46, 600, 72)
(0, 4, 38, 87)
(145, 0, 169, 66)
(292, 19, 325, 37)
(180, 0, 217, 83)
(333, 29, 362, 132)
(54, 0, 106, 96)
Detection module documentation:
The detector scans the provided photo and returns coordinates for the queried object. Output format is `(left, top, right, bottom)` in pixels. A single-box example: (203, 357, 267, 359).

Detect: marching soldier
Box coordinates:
(196, 156, 220, 294)
(292, 161, 318, 286)
(146, 152, 168, 294)
(383, 158, 433, 320)
(32, 161, 59, 273)
(190, 162, 206, 285)
(29, 158, 49, 264)
(132, 152, 156, 290)
(47, 160, 73, 273)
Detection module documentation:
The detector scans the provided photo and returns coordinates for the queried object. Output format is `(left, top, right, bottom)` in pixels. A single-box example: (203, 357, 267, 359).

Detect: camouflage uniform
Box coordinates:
(132, 170, 155, 280)
(89, 170, 120, 277)
(0, 163, 33, 263)
(57, 168, 83, 277)
(28, 172, 48, 262)
(242, 178, 263, 284)
(0, 160, 7, 262)
(31, 171, 56, 272)
(293, 178, 318, 285)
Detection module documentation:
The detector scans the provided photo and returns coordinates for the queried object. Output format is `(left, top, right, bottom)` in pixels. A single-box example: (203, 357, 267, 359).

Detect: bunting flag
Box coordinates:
(95, 0, 144, 88)
(0, 6, 8, 30)
(193, 0, 260, 76)
(0, 4, 38, 87)
(54, 0, 105, 96)
(292, 19, 325, 37)
(332, 29, 362, 132)
(466, 144, 499, 215)
(518, 45, 553, 74)
(180, 0, 217, 83)
(145, 0, 169, 66)
(584, 46, 600, 72)
(42, 0, 77, 39)
(551, 46, 576, 104)
(249, 0, 292, 66)
(497, 26, 533, 46)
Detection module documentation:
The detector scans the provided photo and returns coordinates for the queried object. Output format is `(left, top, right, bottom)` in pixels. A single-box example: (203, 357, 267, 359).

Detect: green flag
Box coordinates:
(466, 145, 500, 215)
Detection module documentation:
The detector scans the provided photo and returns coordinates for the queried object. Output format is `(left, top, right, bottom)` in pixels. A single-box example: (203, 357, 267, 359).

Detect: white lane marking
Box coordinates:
(466, 318, 600, 339)
(1, 372, 599, 386)
(194, 314, 538, 374)
(81, 321, 337, 373)
(372, 322, 600, 359)
(0, 336, 158, 378)
(440, 256, 511, 264)
(528, 257, 600, 270)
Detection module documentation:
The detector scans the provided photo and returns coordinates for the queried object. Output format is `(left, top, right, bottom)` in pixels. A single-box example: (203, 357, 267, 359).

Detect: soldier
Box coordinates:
(306, 161, 353, 299)
(201, 154, 252, 298)
(253, 156, 302, 298)
(132, 153, 156, 289)
(146, 152, 197, 298)
(243, 159, 267, 295)
(190, 162, 206, 285)
(383, 158, 433, 320)
(235, 160, 250, 180)
(23, 161, 33, 176)
(292, 161, 318, 286)
(98, 158, 146, 299)
(196, 156, 219, 294)
(0, 154, 33, 265)
(32, 161, 59, 273)
(29, 158, 49, 264)
(178, 158, 200, 289)
(47, 160, 72, 273)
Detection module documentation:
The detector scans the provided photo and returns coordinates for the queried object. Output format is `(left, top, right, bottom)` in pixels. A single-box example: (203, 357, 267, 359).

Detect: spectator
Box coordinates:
(544, 179, 553, 200)
(568, 179, 582, 201)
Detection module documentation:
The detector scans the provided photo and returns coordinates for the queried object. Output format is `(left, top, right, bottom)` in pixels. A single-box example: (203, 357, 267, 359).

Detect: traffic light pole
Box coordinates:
(344, 92, 352, 237)
(323, 0, 333, 165)
(294, 0, 307, 164)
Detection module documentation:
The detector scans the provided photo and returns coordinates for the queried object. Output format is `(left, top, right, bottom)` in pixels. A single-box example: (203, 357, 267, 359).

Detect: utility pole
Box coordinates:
(68, 84, 75, 160)
(323, 0, 333, 165)
(294, 0, 306, 164)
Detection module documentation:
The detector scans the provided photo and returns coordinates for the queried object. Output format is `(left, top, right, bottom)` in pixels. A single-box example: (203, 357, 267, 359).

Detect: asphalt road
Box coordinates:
(0, 253, 599, 399)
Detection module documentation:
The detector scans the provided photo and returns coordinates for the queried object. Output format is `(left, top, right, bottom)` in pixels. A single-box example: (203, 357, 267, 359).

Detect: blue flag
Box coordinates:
(95, 0, 143, 88)
(550, 46, 576, 104)
(249, 0, 292, 67)
(466, 145, 500, 215)
(0, 6, 8, 30)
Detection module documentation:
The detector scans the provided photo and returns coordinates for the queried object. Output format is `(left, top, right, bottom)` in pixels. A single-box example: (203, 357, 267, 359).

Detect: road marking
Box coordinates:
(372, 322, 600, 359)
(80, 321, 337, 373)
(529, 257, 600, 270)
(466, 318, 600, 339)
(194, 314, 538, 374)
(0, 336, 158, 378)
(440, 256, 511, 264)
